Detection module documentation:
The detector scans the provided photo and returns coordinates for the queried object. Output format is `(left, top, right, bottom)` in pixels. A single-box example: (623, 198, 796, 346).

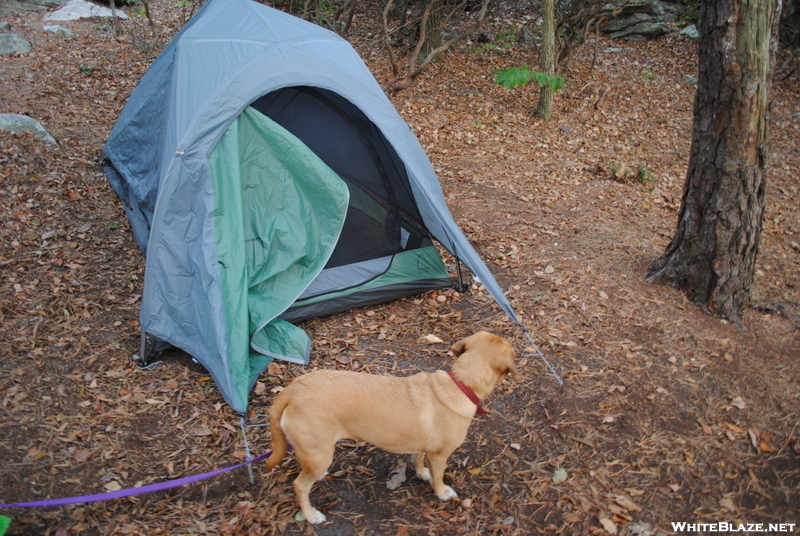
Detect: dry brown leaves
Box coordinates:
(1, 1, 799, 535)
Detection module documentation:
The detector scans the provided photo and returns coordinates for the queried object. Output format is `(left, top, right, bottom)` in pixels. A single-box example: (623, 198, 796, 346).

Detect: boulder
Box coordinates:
(608, 21, 671, 41)
(600, 0, 678, 41)
(0, 114, 57, 144)
(0, 32, 31, 55)
(42, 24, 74, 37)
(0, 0, 63, 16)
(45, 0, 127, 21)
(679, 24, 699, 39)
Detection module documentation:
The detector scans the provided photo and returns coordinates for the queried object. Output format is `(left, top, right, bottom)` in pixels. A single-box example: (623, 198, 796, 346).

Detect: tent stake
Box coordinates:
(240, 416, 256, 485)
(454, 256, 468, 293)
(133, 329, 148, 366)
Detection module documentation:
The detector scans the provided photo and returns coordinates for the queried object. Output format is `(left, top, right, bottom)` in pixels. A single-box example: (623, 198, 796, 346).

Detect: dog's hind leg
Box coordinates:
(426, 451, 458, 501)
(293, 445, 334, 525)
(411, 452, 431, 482)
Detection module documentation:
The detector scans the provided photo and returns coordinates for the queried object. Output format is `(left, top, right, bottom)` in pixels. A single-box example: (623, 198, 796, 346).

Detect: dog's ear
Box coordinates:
(449, 336, 469, 357)
(504, 360, 521, 381)
(493, 338, 520, 380)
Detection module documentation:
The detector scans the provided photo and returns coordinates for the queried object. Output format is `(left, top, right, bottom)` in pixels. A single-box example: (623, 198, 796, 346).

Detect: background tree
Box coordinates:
(534, 0, 555, 119)
(647, 0, 784, 326)
(418, 0, 443, 59)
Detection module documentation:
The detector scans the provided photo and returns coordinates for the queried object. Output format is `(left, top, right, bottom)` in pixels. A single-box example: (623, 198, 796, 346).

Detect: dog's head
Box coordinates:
(449, 331, 518, 396)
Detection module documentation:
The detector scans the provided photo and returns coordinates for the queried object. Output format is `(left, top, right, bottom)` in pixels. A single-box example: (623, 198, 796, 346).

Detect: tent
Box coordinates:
(103, 0, 520, 414)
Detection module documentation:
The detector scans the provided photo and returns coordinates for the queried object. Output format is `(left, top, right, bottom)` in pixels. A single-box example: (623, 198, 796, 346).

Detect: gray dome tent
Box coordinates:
(103, 0, 520, 414)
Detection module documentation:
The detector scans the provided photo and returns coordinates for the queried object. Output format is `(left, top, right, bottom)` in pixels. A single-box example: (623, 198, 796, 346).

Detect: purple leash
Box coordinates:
(0, 451, 271, 508)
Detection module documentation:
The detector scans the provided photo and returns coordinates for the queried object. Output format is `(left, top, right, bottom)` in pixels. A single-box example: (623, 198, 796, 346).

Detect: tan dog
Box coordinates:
(265, 331, 518, 524)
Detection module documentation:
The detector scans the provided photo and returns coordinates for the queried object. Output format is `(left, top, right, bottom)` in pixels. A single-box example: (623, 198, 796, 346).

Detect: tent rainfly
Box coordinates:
(103, 0, 521, 414)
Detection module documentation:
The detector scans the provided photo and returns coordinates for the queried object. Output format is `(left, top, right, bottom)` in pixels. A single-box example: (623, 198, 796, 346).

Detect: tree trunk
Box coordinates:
(647, 0, 783, 325)
(418, 0, 442, 60)
(535, 0, 555, 119)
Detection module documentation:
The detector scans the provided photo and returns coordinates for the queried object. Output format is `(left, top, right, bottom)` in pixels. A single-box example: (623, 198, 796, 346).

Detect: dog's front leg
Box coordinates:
(426, 452, 458, 501)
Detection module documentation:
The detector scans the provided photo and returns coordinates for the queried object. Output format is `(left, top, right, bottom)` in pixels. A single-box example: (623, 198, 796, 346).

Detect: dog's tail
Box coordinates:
(265, 392, 290, 471)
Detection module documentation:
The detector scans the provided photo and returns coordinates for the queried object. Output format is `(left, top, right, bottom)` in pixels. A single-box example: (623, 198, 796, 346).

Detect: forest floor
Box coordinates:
(0, 1, 798, 535)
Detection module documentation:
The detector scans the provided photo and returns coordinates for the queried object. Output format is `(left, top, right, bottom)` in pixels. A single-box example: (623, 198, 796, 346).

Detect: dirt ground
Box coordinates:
(1, 1, 798, 535)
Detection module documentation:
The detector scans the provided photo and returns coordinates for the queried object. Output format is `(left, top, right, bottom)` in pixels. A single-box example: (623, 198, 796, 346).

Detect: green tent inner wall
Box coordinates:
(208, 107, 451, 405)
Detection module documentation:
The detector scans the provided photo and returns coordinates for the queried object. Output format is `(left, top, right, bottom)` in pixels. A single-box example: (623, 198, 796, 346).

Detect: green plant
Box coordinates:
(79, 64, 93, 76)
(635, 165, 656, 188)
(642, 70, 656, 83)
(470, 25, 517, 55)
(679, 0, 701, 22)
(494, 66, 565, 92)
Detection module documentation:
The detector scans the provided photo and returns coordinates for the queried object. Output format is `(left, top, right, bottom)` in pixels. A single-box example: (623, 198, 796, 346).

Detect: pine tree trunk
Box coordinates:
(535, 0, 555, 119)
(647, 0, 782, 325)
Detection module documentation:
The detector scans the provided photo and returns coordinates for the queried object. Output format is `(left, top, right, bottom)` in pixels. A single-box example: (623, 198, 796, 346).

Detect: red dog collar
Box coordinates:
(447, 370, 488, 416)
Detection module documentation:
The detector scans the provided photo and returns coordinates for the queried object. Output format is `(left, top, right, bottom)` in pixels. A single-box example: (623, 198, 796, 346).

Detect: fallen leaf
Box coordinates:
(759, 441, 775, 453)
(599, 517, 618, 535)
(104, 481, 122, 492)
(613, 494, 641, 512)
(267, 362, 283, 376)
(193, 426, 212, 436)
(73, 450, 91, 463)
(423, 334, 443, 344)
(386, 462, 407, 490)
(719, 497, 737, 512)
(749, 428, 760, 449)
(724, 423, 746, 434)
(552, 468, 568, 484)
(164, 378, 179, 389)
(254, 382, 266, 395)
(731, 396, 746, 409)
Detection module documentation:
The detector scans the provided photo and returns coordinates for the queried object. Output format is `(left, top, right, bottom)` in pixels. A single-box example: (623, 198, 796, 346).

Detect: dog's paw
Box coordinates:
(303, 508, 327, 525)
(436, 486, 458, 502)
(415, 467, 432, 482)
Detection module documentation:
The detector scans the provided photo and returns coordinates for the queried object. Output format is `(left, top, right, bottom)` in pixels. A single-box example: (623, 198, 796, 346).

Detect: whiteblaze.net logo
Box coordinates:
(671, 522, 796, 533)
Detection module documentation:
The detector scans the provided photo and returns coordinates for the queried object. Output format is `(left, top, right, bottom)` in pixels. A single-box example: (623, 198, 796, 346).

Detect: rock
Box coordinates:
(600, 0, 678, 41)
(517, 25, 535, 45)
(0, 32, 30, 55)
(44, 0, 127, 21)
(0, 0, 63, 16)
(683, 75, 698, 85)
(42, 24, 73, 37)
(0, 114, 57, 144)
(0, 21, 11, 29)
(679, 24, 699, 39)
(608, 21, 671, 41)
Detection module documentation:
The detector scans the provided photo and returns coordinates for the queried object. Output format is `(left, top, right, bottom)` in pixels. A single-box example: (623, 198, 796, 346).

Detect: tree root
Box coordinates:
(752, 300, 800, 330)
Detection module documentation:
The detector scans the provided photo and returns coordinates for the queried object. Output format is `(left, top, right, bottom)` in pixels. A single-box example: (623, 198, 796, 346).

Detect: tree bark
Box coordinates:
(535, 0, 556, 119)
(647, 0, 783, 325)
(418, 0, 442, 60)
